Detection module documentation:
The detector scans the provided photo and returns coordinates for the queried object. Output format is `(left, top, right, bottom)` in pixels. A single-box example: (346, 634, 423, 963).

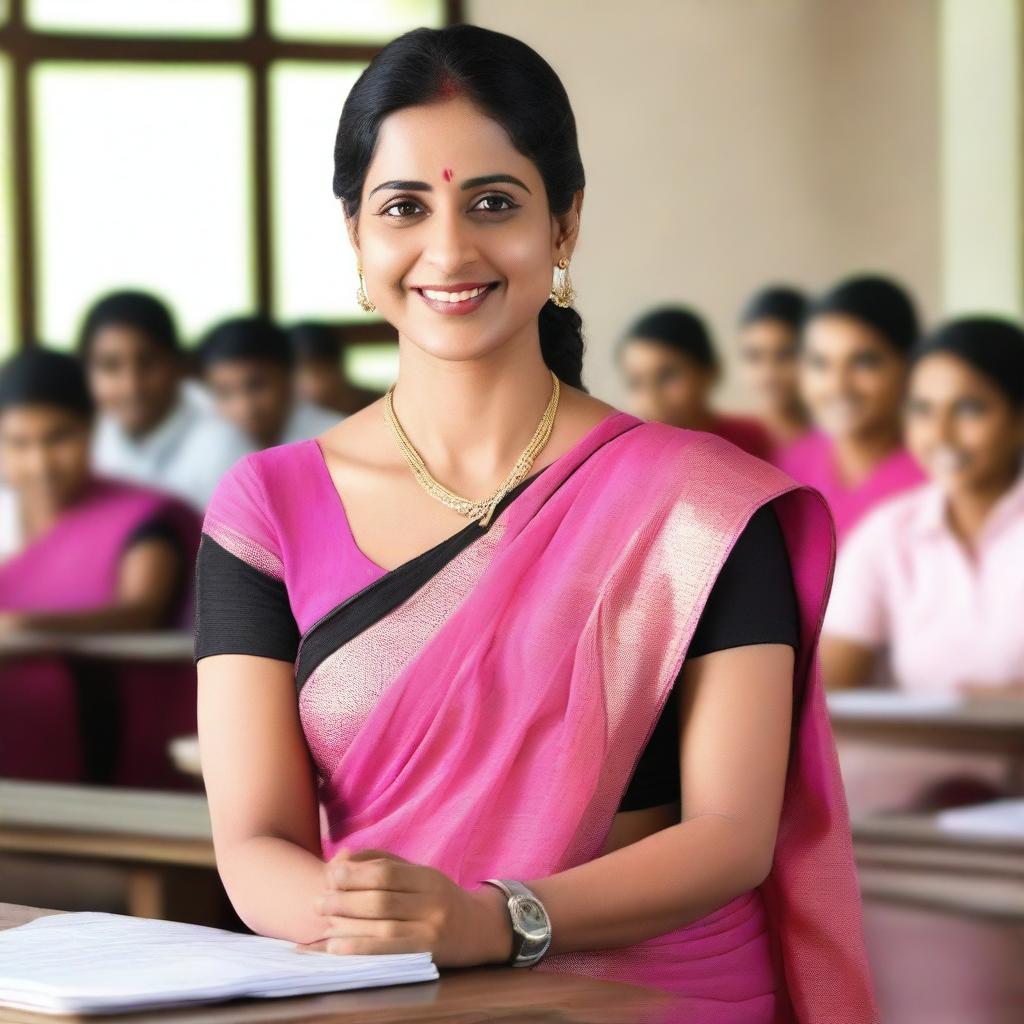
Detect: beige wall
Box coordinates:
(467, 0, 941, 409)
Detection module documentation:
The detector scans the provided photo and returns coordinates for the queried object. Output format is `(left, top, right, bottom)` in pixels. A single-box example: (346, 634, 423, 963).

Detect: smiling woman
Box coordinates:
(193, 24, 877, 1023)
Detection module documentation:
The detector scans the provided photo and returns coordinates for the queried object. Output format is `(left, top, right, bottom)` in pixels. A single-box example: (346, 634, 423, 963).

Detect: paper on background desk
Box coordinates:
(936, 799, 1024, 839)
(0, 912, 438, 1015)
(826, 690, 963, 718)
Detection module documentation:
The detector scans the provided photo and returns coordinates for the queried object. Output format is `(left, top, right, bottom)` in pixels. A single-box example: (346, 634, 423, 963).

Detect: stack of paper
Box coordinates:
(936, 799, 1024, 839)
(0, 912, 438, 1015)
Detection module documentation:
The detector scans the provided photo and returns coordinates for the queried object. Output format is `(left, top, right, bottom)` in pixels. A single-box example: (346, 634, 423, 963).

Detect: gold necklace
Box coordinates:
(383, 370, 560, 527)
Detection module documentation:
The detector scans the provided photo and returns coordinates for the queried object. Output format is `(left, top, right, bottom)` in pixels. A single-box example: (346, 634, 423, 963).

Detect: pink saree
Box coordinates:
(259, 412, 877, 1023)
(0, 476, 200, 786)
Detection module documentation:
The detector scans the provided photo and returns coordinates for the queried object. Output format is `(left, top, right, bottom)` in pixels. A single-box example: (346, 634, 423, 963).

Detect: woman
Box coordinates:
(81, 290, 252, 510)
(824, 317, 1024, 695)
(617, 305, 775, 460)
(195, 26, 875, 1022)
(737, 285, 810, 457)
(0, 348, 201, 786)
(779, 275, 926, 544)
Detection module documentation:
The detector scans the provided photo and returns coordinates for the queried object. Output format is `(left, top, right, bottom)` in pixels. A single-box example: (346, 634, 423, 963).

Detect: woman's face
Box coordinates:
(0, 405, 92, 507)
(618, 339, 714, 428)
(348, 96, 578, 367)
(738, 318, 801, 415)
(906, 352, 1024, 495)
(800, 314, 908, 441)
(85, 325, 181, 437)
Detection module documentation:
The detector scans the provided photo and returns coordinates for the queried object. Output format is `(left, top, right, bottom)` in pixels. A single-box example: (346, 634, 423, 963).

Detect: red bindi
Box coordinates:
(442, 167, 454, 182)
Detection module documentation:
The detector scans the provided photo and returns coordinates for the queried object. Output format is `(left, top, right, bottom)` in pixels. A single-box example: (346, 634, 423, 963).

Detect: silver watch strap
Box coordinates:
(483, 879, 552, 967)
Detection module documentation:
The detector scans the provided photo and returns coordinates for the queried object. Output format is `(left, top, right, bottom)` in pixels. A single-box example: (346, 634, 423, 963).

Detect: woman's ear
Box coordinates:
(342, 203, 361, 259)
(552, 188, 584, 262)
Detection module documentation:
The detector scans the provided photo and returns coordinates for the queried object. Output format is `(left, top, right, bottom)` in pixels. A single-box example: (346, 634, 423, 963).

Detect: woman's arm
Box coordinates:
(0, 538, 182, 634)
(198, 653, 327, 944)
(821, 635, 879, 690)
(523, 642, 793, 954)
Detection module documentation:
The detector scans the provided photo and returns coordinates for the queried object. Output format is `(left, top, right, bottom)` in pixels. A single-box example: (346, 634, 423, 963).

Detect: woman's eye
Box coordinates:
(954, 398, 988, 417)
(473, 194, 517, 213)
(381, 200, 423, 218)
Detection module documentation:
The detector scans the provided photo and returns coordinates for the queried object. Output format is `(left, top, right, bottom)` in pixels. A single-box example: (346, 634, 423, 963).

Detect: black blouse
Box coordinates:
(195, 502, 799, 813)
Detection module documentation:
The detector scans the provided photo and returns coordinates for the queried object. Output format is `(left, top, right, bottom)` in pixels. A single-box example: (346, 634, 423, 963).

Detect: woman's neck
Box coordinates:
(945, 467, 1020, 550)
(760, 402, 809, 447)
(389, 333, 557, 493)
(831, 422, 903, 488)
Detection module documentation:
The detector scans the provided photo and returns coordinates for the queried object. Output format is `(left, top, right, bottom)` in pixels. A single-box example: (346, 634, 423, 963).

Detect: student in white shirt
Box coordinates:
(197, 316, 341, 449)
(80, 291, 253, 511)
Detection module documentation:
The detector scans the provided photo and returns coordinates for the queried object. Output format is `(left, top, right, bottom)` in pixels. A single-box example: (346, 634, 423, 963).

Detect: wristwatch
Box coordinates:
(482, 879, 552, 967)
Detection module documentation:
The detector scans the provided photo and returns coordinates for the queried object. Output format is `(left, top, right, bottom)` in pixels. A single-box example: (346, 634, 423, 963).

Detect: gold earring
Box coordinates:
(550, 256, 575, 308)
(356, 264, 376, 313)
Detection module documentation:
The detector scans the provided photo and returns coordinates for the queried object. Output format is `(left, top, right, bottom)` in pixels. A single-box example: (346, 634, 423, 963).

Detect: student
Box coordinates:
(197, 316, 339, 450)
(289, 321, 380, 416)
(193, 25, 875, 1021)
(778, 274, 926, 544)
(823, 316, 1024, 695)
(0, 347, 200, 785)
(81, 291, 253, 510)
(737, 285, 810, 458)
(617, 305, 774, 460)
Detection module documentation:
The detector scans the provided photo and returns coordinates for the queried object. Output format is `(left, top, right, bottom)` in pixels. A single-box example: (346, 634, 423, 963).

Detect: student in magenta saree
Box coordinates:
(0, 348, 201, 786)
(736, 285, 811, 461)
(194, 26, 877, 1023)
(617, 306, 776, 462)
(778, 275, 926, 544)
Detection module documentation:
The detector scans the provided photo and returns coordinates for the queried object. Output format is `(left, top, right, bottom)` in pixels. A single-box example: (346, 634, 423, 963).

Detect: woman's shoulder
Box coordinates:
(90, 474, 200, 525)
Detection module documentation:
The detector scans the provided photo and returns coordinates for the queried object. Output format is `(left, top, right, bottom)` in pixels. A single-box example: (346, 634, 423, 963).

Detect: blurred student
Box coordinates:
(198, 316, 340, 449)
(81, 291, 253, 510)
(823, 317, 1024, 696)
(737, 285, 810, 457)
(779, 275, 926, 543)
(289, 321, 380, 415)
(617, 305, 774, 459)
(0, 347, 200, 785)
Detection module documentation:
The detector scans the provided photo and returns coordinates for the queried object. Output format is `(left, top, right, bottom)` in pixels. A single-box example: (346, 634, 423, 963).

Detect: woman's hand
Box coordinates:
(962, 680, 1024, 700)
(296, 848, 513, 968)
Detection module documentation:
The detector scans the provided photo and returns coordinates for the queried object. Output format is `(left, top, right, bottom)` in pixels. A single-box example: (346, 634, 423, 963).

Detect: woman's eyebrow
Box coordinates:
(368, 174, 531, 198)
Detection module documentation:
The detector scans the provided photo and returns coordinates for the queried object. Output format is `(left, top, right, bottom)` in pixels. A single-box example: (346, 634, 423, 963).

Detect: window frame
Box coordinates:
(0, 0, 462, 351)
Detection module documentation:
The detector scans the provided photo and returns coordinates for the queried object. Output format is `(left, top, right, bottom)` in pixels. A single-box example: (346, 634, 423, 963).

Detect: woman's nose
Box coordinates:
(422, 208, 477, 276)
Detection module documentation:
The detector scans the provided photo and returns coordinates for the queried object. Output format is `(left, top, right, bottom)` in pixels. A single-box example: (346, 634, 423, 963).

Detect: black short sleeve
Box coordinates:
(618, 502, 799, 812)
(193, 534, 300, 663)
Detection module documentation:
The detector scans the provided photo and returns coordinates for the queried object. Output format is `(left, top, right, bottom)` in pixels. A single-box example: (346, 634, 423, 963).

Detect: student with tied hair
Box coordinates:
(81, 290, 253, 510)
(197, 316, 339, 450)
(0, 347, 200, 786)
(193, 24, 875, 1022)
(779, 274, 927, 544)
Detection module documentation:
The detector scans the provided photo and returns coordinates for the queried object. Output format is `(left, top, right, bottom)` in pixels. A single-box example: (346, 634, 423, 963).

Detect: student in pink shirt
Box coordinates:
(778, 275, 926, 543)
(736, 285, 811, 460)
(617, 306, 774, 461)
(823, 315, 1024, 697)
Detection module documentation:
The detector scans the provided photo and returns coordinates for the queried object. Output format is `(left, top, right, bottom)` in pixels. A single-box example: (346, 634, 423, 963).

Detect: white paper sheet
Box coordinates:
(936, 798, 1024, 838)
(826, 690, 963, 718)
(0, 912, 438, 1015)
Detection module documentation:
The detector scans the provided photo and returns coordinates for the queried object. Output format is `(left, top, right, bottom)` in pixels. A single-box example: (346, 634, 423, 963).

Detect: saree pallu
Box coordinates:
(0, 476, 200, 786)
(293, 414, 877, 1023)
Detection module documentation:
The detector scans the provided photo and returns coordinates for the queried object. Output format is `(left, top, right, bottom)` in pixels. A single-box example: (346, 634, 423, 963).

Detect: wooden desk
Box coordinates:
(0, 782, 214, 919)
(0, 631, 194, 663)
(0, 904, 686, 1024)
(829, 690, 1024, 793)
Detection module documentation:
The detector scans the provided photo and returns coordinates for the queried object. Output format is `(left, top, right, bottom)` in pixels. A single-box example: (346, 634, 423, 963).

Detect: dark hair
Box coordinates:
(332, 24, 586, 389)
(808, 274, 920, 354)
(0, 346, 94, 419)
(197, 316, 293, 372)
(739, 285, 807, 330)
(77, 289, 180, 359)
(912, 316, 1024, 410)
(620, 305, 718, 370)
(289, 321, 342, 364)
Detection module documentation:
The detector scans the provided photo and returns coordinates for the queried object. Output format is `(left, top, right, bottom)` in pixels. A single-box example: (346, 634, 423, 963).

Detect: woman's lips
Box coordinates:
(412, 282, 498, 316)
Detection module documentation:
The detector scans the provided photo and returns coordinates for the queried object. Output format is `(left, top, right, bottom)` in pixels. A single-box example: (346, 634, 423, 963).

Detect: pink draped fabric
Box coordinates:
(286, 413, 876, 1022)
(0, 476, 200, 786)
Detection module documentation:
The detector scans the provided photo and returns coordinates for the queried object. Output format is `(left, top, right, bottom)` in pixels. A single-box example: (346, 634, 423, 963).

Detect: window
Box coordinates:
(0, 0, 461, 358)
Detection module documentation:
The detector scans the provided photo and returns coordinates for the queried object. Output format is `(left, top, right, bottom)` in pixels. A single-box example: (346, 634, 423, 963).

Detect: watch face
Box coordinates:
(509, 895, 549, 942)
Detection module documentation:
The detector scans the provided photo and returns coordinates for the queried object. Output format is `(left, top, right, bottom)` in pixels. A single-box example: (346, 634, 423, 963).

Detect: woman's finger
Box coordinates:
(327, 856, 426, 893)
(315, 888, 422, 921)
(296, 933, 429, 957)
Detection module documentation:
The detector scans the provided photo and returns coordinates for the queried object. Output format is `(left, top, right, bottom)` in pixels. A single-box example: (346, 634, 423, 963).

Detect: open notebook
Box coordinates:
(0, 912, 439, 1015)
